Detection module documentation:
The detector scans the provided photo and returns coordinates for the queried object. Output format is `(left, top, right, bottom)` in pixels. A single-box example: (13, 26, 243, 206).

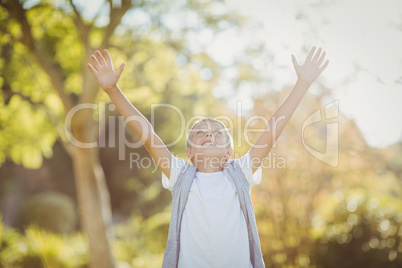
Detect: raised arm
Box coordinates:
(87, 49, 172, 177)
(249, 47, 329, 173)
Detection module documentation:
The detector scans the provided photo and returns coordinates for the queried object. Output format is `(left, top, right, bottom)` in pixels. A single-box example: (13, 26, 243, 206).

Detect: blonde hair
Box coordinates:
(186, 117, 234, 150)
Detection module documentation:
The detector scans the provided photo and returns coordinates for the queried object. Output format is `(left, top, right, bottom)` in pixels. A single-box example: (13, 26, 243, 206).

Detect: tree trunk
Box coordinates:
(70, 143, 115, 268)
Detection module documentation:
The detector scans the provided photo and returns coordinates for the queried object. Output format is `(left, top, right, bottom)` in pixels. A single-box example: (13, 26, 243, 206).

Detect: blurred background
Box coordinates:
(0, 0, 401, 267)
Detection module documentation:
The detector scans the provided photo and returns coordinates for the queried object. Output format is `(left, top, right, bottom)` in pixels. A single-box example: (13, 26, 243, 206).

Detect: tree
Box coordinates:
(0, 0, 242, 267)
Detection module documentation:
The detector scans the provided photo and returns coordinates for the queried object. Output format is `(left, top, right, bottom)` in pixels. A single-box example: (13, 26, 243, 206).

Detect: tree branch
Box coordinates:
(68, 0, 91, 46)
(101, 0, 132, 49)
(79, 0, 132, 105)
(0, 1, 34, 49)
(107, 0, 113, 13)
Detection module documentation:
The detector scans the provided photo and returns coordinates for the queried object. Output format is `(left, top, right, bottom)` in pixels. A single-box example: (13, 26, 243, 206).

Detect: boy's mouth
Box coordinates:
(201, 141, 216, 147)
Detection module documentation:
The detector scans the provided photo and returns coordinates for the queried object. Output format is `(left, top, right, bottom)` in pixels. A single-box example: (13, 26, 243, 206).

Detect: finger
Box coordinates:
(319, 59, 329, 72)
(312, 47, 322, 63)
(87, 63, 98, 76)
(116, 63, 126, 77)
(95, 50, 107, 66)
(91, 54, 102, 69)
(103, 49, 113, 68)
(317, 51, 326, 66)
(306, 46, 316, 62)
(291, 54, 300, 68)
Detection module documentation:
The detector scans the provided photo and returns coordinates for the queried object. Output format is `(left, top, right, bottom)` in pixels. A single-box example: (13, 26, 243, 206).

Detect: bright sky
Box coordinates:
(77, 0, 402, 148)
(219, 0, 402, 148)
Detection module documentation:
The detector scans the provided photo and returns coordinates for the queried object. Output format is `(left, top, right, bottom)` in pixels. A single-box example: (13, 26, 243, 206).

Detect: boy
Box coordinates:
(87, 46, 328, 267)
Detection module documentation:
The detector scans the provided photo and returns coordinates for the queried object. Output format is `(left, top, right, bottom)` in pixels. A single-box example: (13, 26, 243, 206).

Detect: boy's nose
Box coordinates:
(205, 132, 212, 137)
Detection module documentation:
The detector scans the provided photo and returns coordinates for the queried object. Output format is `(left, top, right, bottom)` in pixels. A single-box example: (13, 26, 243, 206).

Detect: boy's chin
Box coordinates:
(194, 149, 224, 156)
(198, 146, 228, 152)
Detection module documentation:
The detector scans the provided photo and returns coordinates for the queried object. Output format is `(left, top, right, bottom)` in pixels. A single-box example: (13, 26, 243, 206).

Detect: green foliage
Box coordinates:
(0, 95, 57, 169)
(0, 2, 83, 169)
(0, 218, 22, 267)
(311, 194, 402, 267)
(1, 211, 171, 268)
(0, 217, 88, 268)
(19, 192, 77, 234)
(112, 212, 171, 267)
(0, 6, 61, 169)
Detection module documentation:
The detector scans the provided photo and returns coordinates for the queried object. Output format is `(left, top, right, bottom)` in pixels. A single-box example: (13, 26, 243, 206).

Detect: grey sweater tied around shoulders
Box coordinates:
(161, 159, 265, 268)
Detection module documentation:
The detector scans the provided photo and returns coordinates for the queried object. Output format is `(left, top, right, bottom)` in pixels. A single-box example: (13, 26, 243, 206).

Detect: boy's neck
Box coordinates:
(196, 165, 224, 173)
(193, 158, 226, 173)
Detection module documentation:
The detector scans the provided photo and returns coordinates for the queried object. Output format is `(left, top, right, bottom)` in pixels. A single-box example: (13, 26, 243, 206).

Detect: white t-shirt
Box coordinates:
(162, 151, 262, 268)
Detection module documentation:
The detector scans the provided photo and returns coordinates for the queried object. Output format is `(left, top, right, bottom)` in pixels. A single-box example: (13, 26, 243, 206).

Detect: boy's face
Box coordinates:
(186, 120, 233, 164)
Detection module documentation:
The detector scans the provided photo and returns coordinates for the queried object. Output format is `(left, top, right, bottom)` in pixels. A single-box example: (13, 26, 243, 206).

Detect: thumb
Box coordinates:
(116, 63, 126, 77)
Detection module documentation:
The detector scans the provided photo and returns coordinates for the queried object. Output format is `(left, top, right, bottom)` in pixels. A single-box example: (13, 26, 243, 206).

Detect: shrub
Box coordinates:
(19, 192, 77, 234)
(0, 217, 88, 268)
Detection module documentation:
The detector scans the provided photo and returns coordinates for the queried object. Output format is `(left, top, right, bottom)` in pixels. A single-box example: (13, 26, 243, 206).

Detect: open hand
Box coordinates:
(292, 47, 329, 86)
(87, 49, 126, 93)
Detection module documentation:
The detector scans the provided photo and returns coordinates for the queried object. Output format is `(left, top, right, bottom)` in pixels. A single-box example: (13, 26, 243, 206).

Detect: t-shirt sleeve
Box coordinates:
(161, 154, 188, 191)
(233, 150, 262, 187)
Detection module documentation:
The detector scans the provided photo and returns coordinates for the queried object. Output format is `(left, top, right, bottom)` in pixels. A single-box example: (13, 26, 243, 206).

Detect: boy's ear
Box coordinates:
(226, 148, 234, 160)
(186, 147, 193, 160)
